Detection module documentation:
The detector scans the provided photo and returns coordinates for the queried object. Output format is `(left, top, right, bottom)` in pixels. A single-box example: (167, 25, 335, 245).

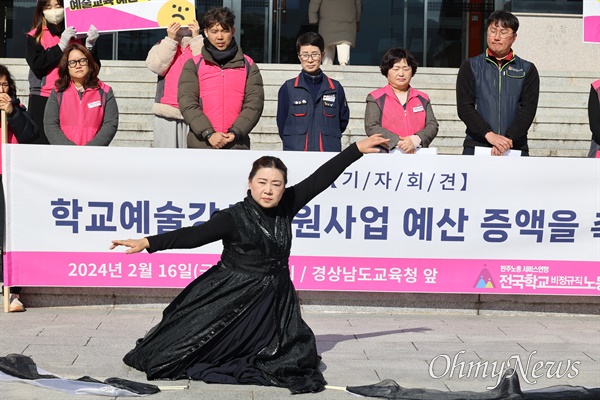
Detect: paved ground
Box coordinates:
(0, 306, 598, 399)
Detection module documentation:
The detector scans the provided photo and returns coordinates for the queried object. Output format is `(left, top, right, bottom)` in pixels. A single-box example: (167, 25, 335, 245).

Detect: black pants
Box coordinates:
(27, 95, 50, 145)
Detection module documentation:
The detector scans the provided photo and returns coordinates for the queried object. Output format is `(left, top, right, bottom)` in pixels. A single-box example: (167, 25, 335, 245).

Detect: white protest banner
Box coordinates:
(3, 145, 599, 295)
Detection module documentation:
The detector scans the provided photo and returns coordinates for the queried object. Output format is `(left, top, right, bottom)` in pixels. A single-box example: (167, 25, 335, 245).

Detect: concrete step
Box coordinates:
(2, 58, 593, 157)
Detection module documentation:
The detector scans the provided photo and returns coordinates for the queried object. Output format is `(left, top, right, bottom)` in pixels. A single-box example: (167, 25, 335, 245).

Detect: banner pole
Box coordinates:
(2, 109, 10, 313)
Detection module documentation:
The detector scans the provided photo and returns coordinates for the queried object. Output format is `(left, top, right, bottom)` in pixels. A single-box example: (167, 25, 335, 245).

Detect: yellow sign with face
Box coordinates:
(157, 0, 195, 27)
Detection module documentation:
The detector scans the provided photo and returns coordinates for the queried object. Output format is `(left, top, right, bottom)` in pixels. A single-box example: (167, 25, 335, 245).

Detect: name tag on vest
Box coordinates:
(88, 100, 101, 109)
(323, 94, 336, 103)
(412, 105, 424, 113)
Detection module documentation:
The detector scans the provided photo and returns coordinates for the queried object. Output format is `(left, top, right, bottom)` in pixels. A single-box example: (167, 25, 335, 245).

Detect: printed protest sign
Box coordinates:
(583, 0, 600, 43)
(65, 0, 196, 33)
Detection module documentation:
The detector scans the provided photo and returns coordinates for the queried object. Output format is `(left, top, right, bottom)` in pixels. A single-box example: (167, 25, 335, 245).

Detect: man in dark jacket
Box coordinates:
(277, 32, 350, 152)
(456, 10, 539, 156)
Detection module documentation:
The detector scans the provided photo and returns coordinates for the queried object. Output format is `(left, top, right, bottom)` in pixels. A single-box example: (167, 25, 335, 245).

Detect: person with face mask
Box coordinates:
(26, 0, 100, 144)
(146, 19, 202, 148)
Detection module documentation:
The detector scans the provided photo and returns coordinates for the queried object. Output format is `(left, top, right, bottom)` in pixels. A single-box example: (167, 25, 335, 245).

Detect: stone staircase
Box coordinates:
(2, 58, 595, 157)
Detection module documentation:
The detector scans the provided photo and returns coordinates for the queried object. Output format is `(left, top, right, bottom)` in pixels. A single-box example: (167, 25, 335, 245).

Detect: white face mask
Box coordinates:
(43, 8, 65, 25)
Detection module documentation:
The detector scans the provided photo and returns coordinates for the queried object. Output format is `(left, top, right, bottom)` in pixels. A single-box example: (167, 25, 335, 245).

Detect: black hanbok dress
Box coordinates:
(123, 144, 363, 394)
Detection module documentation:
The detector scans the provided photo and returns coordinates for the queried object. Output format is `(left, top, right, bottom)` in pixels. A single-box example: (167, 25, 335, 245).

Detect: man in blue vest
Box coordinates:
(456, 10, 539, 156)
(277, 32, 350, 152)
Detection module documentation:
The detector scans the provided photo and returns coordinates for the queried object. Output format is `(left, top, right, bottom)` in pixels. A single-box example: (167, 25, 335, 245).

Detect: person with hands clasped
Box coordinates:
(26, 0, 100, 144)
(456, 10, 539, 156)
(365, 48, 438, 154)
(178, 7, 264, 149)
(111, 134, 388, 394)
(43, 44, 118, 146)
(147, 19, 203, 148)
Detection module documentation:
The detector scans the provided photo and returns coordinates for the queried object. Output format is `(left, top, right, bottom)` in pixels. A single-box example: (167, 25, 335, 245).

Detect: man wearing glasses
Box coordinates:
(277, 32, 350, 152)
(456, 10, 539, 156)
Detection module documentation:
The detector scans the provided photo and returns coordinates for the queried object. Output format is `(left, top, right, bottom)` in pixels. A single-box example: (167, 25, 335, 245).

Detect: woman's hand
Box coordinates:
(189, 20, 201, 38)
(356, 134, 390, 154)
(398, 136, 416, 154)
(110, 238, 150, 254)
(0, 93, 14, 115)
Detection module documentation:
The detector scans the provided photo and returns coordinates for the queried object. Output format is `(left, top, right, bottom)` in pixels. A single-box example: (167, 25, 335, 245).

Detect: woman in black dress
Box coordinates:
(110, 135, 389, 394)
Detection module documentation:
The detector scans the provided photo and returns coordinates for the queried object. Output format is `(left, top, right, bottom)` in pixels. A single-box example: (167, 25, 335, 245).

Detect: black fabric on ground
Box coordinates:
(346, 369, 600, 399)
(186, 288, 276, 385)
(0, 354, 160, 395)
(104, 378, 161, 395)
(0, 354, 58, 380)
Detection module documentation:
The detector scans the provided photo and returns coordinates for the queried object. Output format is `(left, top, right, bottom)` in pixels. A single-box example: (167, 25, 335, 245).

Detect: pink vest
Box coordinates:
(57, 81, 109, 145)
(27, 28, 82, 97)
(158, 44, 194, 108)
(1, 125, 19, 145)
(369, 85, 430, 138)
(193, 55, 251, 133)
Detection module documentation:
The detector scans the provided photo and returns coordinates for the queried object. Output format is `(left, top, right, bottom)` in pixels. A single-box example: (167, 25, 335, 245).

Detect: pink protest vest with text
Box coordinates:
(370, 85, 430, 137)
(57, 81, 109, 145)
(194, 55, 250, 132)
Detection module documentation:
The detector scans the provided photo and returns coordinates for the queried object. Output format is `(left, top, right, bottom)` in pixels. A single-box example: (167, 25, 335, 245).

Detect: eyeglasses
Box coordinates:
(487, 28, 513, 39)
(67, 58, 89, 68)
(298, 53, 322, 61)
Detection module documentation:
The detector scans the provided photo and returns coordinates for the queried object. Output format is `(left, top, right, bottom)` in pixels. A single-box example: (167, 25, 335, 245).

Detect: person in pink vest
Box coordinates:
(178, 7, 264, 149)
(43, 44, 118, 146)
(26, 0, 99, 144)
(364, 47, 439, 153)
(146, 19, 203, 148)
(588, 80, 600, 158)
(0, 64, 39, 312)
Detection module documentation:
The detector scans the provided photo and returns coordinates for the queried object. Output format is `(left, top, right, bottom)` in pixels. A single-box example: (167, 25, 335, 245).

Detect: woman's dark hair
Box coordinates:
(55, 43, 100, 92)
(203, 7, 235, 31)
(0, 64, 17, 97)
(31, 0, 65, 44)
(296, 32, 324, 53)
(380, 47, 418, 77)
(248, 156, 288, 184)
(487, 10, 519, 33)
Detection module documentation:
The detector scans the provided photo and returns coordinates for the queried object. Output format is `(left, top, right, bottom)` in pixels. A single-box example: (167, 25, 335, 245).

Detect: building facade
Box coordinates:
(0, 0, 585, 68)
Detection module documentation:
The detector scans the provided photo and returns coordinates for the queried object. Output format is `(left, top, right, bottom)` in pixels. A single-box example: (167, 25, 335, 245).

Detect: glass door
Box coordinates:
(236, 0, 312, 64)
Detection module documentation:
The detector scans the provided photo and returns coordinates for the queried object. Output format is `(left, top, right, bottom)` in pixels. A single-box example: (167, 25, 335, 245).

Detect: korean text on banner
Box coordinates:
(65, 0, 196, 34)
(3, 145, 600, 295)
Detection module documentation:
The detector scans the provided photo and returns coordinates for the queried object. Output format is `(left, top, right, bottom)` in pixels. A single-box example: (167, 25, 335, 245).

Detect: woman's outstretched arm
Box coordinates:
(289, 135, 389, 214)
(110, 212, 237, 254)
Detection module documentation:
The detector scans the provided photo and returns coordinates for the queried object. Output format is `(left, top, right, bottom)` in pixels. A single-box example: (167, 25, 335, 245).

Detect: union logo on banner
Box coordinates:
(474, 268, 495, 289)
